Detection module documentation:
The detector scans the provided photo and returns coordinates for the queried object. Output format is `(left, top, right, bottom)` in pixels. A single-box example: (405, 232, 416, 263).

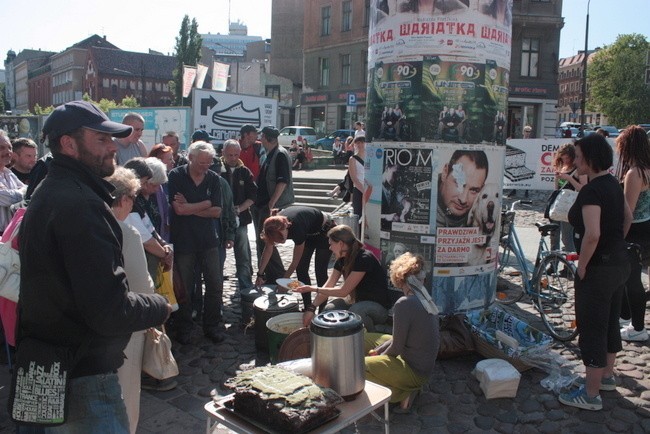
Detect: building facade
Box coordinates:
(557, 50, 607, 127)
(509, 0, 564, 139)
(300, 0, 371, 135)
(293, 0, 563, 138)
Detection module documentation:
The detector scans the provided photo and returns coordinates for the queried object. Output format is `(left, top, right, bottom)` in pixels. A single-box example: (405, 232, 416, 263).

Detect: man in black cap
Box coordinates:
(14, 101, 171, 430)
(252, 126, 294, 284)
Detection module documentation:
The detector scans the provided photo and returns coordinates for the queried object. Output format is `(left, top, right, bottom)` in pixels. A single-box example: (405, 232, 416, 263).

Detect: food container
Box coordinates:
(253, 294, 299, 351)
(240, 286, 275, 326)
(310, 310, 365, 400)
(266, 312, 305, 364)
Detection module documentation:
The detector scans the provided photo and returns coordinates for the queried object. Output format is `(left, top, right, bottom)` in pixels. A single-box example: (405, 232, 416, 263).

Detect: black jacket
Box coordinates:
(220, 158, 258, 227)
(18, 154, 169, 377)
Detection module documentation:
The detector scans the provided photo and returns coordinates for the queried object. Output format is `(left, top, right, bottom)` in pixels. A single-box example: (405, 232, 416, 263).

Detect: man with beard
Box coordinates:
(9, 138, 38, 184)
(14, 101, 171, 431)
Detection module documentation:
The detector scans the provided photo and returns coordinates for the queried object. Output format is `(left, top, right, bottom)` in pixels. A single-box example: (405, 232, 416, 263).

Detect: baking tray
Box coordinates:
(214, 396, 341, 434)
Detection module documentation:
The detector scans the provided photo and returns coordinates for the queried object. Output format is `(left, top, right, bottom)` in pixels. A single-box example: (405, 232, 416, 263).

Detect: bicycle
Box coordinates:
(496, 200, 579, 341)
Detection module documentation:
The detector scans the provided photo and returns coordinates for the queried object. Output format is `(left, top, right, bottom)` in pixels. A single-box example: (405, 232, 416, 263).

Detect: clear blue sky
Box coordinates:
(1, 1, 647, 67)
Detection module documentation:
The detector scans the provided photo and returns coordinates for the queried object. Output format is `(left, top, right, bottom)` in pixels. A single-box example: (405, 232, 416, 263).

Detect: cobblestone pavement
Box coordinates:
(0, 188, 648, 433)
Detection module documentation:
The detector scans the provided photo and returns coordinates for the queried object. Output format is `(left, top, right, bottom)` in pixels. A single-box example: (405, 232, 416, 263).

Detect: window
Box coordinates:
(341, 54, 351, 85)
(342, 1, 352, 32)
(320, 57, 330, 87)
(321, 6, 331, 36)
(521, 38, 539, 77)
(364, 0, 371, 27)
(265, 85, 280, 101)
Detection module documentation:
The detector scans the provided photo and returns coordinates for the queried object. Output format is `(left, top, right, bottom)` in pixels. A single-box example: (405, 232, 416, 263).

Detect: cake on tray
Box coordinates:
(224, 366, 343, 432)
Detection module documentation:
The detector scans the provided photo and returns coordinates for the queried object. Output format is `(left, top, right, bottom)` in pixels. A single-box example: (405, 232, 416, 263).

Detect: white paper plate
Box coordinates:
(276, 278, 304, 292)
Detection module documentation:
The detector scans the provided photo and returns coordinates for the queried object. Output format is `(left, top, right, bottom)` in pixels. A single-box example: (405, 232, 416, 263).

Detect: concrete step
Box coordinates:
(292, 201, 342, 213)
(294, 193, 342, 205)
(294, 182, 337, 191)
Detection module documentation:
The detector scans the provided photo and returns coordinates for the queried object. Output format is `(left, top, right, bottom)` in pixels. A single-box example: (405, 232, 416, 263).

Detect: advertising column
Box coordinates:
(364, 1, 512, 315)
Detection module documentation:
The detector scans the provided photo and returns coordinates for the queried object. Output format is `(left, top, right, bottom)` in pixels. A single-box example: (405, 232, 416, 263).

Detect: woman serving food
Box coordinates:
(294, 225, 391, 332)
(256, 206, 335, 306)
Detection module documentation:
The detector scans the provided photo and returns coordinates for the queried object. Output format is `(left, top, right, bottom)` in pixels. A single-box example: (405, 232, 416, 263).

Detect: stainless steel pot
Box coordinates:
(310, 310, 365, 400)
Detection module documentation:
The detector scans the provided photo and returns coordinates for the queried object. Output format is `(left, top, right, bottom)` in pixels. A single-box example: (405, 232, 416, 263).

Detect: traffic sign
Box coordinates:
(347, 93, 357, 106)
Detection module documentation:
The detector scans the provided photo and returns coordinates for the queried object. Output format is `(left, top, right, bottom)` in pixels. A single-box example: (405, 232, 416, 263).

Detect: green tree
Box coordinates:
(0, 82, 5, 113)
(587, 33, 650, 126)
(172, 15, 202, 105)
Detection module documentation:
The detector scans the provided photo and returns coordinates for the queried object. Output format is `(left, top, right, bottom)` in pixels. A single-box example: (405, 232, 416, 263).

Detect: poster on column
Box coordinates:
(366, 142, 505, 314)
(367, 0, 512, 143)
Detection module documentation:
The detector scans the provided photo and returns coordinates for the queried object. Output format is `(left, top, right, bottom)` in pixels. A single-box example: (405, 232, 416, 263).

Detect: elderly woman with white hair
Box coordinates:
(364, 252, 440, 413)
(123, 157, 173, 281)
(106, 167, 165, 433)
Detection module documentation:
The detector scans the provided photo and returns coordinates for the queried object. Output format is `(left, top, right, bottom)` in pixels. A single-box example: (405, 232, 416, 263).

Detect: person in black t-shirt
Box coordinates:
(295, 225, 391, 332)
(256, 206, 333, 306)
(561, 134, 632, 411)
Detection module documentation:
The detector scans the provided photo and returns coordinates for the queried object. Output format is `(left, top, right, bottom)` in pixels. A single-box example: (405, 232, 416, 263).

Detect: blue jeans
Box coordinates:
(234, 224, 253, 290)
(176, 247, 223, 332)
(16, 373, 129, 434)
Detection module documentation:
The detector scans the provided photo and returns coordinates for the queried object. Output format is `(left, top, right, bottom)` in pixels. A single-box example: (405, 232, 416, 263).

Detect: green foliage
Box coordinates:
(81, 92, 140, 113)
(0, 82, 5, 113)
(587, 34, 650, 126)
(33, 103, 55, 115)
(172, 15, 203, 105)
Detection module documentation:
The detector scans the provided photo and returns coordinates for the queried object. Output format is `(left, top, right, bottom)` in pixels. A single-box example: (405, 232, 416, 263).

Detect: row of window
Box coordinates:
(100, 78, 169, 93)
(559, 69, 583, 80)
(559, 81, 583, 93)
(321, 0, 371, 36)
(319, 53, 367, 88)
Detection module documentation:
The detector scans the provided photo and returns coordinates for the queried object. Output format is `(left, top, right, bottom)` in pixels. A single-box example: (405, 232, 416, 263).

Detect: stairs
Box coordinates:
(292, 175, 344, 213)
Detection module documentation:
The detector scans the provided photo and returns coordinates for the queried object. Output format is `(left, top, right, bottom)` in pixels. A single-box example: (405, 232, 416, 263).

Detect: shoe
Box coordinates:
(573, 376, 617, 391)
(204, 328, 225, 343)
(619, 317, 631, 327)
(559, 386, 602, 411)
(141, 377, 178, 392)
(620, 324, 649, 342)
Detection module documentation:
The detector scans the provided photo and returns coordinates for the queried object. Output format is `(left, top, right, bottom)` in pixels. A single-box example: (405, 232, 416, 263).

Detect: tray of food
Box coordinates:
(276, 278, 304, 293)
(222, 366, 343, 433)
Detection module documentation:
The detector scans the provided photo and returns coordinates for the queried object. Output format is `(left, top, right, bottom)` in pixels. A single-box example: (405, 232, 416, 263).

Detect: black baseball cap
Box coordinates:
(42, 100, 132, 141)
(259, 126, 280, 140)
(240, 124, 258, 136)
(191, 129, 217, 142)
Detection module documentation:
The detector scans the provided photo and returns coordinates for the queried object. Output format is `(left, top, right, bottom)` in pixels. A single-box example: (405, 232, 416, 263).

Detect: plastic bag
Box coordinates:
(155, 263, 178, 311)
(519, 346, 579, 394)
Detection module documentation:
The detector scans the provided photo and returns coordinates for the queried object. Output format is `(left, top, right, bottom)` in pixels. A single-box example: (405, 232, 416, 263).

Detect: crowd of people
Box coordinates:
(3, 97, 648, 431)
(1, 101, 436, 431)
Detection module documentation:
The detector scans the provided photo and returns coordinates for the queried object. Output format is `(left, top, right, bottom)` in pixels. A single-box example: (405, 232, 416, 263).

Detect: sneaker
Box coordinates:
(559, 386, 602, 411)
(573, 376, 617, 391)
(620, 324, 649, 342)
(619, 317, 631, 327)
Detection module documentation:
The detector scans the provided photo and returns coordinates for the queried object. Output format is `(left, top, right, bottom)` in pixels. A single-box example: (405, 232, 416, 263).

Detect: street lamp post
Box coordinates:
(580, 0, 590, 131)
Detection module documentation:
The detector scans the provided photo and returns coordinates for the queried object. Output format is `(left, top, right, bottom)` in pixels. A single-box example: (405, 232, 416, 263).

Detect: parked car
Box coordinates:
(594, 125, 619, 138)
(638, 123, 650, 132)
(277, 126, 318, 148)
(312, 129, 355, 151)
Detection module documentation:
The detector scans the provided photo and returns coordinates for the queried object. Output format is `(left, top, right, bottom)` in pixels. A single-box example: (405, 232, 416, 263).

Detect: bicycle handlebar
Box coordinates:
(506, 199, 533, 212)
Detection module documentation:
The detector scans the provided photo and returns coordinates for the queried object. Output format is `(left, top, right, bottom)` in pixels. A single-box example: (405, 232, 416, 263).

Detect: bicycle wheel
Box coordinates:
(495, 242, 525, 304)
(533, 254, 578, 341)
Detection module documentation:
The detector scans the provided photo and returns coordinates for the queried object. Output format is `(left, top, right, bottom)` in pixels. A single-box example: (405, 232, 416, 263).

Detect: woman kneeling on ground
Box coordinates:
(295, 225, 391, 332)
(365, 252, 440, 412)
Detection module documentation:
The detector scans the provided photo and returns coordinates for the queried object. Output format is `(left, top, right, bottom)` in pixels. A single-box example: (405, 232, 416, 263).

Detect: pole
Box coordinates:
(580, 0, 590, 130)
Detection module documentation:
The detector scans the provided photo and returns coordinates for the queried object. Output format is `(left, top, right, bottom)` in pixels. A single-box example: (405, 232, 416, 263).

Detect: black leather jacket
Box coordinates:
(18, 154, 169, 377)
